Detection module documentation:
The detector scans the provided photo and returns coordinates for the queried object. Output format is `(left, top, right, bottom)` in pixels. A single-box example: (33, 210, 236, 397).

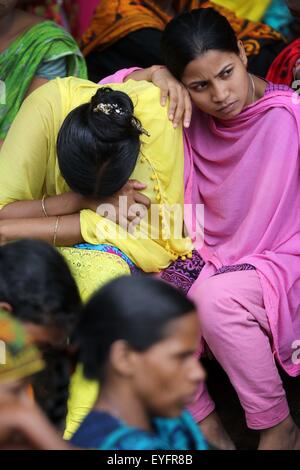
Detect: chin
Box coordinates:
(160, 407, 183, 419)
(216, 109, 241, 120)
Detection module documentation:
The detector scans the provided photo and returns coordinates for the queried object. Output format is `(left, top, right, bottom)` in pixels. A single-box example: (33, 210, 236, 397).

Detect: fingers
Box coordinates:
(183, 89, 192, 128)
(134, 191, 151, 208)
(166, 83, 191, 129)
(167, 84, 180, 122)
(129, 179, 147, 190)
(128, 203, 147, 221)
(160, 87, 169, 107)
(172, 89, 185, 129)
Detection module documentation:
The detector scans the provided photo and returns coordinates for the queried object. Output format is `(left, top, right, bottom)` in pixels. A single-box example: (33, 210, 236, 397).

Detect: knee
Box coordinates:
(190, 275, 236, 332)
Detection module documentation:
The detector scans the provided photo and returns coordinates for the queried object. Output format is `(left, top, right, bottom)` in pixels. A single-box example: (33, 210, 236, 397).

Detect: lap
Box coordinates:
(59, 246, 131, 301)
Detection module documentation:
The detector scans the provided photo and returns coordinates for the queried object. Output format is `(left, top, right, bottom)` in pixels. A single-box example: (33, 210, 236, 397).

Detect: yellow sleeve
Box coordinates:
(80, 209, 174, 272)
(0, 80, 65, 209)
(79, 80, 191, 273)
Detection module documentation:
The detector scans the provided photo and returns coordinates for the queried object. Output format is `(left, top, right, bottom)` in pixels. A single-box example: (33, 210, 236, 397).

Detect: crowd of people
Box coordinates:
(0, 0, 300, 451)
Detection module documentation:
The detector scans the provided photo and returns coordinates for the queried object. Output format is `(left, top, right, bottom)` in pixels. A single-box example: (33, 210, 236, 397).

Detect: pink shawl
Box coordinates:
(185, 91, 300, 376)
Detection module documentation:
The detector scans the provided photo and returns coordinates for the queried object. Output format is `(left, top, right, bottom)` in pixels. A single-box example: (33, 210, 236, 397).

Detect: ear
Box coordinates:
(0, 302, 13, 313)
(110, 340, 137, 377)
(238, 40, 248, 68)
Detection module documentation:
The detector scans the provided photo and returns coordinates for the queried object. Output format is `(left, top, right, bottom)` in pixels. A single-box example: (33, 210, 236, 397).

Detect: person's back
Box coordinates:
(0, 2, 87, 143)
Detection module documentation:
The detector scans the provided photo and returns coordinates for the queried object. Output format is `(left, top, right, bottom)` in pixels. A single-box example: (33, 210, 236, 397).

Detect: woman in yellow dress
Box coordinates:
(0, 76, 193, 436)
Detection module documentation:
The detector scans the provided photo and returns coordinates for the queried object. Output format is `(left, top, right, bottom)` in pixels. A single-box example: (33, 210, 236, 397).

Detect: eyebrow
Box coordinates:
(187, 63, 234, 87)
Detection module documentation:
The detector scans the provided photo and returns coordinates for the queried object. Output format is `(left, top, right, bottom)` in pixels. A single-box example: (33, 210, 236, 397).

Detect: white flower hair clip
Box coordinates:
(93, 103, 125, 115)
(93, 102, 150, 137)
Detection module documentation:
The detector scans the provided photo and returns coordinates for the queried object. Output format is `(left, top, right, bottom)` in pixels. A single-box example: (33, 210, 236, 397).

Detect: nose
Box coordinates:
(211, 82, 230, 104)
(189, 358, 206, 384)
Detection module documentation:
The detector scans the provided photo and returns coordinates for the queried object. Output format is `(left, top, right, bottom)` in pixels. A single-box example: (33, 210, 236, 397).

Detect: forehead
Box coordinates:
(152, 313, 200, 354)
(23, 323, 67, 349)
(0, 377, 26, 394)
(183, 50, 238, 81)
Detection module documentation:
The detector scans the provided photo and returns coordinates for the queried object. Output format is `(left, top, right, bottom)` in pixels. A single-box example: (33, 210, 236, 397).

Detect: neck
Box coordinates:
(246, 74, 267, 107)
(94, 382, 153, 432)
(0, 10, 16, 37)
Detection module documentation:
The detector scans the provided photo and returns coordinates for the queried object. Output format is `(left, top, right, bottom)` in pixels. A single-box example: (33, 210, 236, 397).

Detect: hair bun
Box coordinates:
(90, 87, 148, 139)
(91, 87, 133, 118)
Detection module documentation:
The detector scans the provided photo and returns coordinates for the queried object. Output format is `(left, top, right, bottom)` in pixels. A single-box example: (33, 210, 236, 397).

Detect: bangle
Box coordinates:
(53, 216, 61, 247)
(41, 195, 48, 217)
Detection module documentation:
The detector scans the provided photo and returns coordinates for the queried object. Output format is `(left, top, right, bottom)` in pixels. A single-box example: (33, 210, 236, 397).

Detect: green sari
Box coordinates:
(0, 20, 87, 140)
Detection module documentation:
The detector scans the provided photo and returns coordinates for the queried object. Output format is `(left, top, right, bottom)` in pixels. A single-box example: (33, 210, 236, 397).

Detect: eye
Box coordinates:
(193, 82, 208, 92)
(222, 68, 233, 78)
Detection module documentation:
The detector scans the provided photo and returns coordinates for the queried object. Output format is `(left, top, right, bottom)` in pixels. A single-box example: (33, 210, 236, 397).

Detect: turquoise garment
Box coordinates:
(36, 56, 67, 79)
(71, 409, 208, 450)
(74, 243, 140, 274)
(263, 0, 293, 38)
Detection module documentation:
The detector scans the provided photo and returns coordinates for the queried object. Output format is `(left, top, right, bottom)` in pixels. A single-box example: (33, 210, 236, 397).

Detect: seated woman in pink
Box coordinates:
(106, 7, 300, 450)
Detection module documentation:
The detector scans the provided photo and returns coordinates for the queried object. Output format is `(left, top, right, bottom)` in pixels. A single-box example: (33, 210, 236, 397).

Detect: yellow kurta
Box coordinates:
(0, 77, 192, 273)
(0, 77, 191, 437)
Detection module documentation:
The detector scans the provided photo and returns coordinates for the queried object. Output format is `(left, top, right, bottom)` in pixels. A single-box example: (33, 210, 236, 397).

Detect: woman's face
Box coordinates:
(0, 1, 18, 17)
(0, 378, 30, 406)
(0, 378, 32, 444)
(182, 43, 252, 120)
(131, 312, 205, 418)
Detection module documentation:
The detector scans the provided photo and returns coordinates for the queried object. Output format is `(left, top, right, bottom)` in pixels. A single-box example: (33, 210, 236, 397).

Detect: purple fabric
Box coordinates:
(160, 250, 205, 295)
(264, 82, 291, 94)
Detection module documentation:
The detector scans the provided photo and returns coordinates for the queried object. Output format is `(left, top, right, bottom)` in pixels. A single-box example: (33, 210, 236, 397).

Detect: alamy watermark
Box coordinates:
(291, 340, 300, 365)
(95, 199, 205, 247)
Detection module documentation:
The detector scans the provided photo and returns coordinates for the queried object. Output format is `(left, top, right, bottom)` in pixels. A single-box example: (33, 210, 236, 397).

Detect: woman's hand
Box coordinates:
(0, 402, 73, 450)
(86, 180, 151, 229)
(126, 66, 192, 129)
(150, 66, 192, 129)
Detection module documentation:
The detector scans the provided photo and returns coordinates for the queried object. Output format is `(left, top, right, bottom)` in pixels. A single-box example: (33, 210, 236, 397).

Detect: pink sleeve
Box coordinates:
(99, 68, 141, 84)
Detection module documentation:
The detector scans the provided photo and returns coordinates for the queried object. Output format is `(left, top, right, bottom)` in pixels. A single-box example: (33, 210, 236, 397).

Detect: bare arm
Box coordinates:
(0, 402, 75, 450)
(0, 214, 83, 247)
(0, 181, 151, 226)
(126, 66, 192, 128)
(0, 193, 90, 220)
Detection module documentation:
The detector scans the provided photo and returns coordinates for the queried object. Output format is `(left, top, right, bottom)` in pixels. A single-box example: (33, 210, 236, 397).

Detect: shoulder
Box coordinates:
(14, 9, 44, 31)
(23, 77, 101, 116)
(103, 79, 161, 110)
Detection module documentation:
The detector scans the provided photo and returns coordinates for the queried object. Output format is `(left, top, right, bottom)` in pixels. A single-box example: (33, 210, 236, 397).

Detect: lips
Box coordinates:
(217, 101, 238, 114)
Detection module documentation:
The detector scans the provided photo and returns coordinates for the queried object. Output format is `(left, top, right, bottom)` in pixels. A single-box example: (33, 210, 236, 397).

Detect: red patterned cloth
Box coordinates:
(266, 38, 300, 86)
(19, 0, 80, 39)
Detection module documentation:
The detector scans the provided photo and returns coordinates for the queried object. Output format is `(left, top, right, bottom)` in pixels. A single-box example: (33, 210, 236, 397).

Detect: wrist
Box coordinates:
(149, 65, 166, 81)
(81, 196, 101, 212)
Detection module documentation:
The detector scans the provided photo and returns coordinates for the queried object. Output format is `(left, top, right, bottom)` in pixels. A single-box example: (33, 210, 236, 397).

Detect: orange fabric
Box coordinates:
(81, 1, 200, 56)
(27, 384, 35, 401)
(81, 0, 284, 58)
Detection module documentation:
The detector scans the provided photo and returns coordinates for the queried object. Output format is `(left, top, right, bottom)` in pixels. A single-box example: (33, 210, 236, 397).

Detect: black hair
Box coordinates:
(0, 239, 81, 428)
(57, 87, 144, 198)
(161, 8, 240, 80)
(75, 276, 195, 382)
(31, 348, 71, 430)
(0, 239, 81, 331)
